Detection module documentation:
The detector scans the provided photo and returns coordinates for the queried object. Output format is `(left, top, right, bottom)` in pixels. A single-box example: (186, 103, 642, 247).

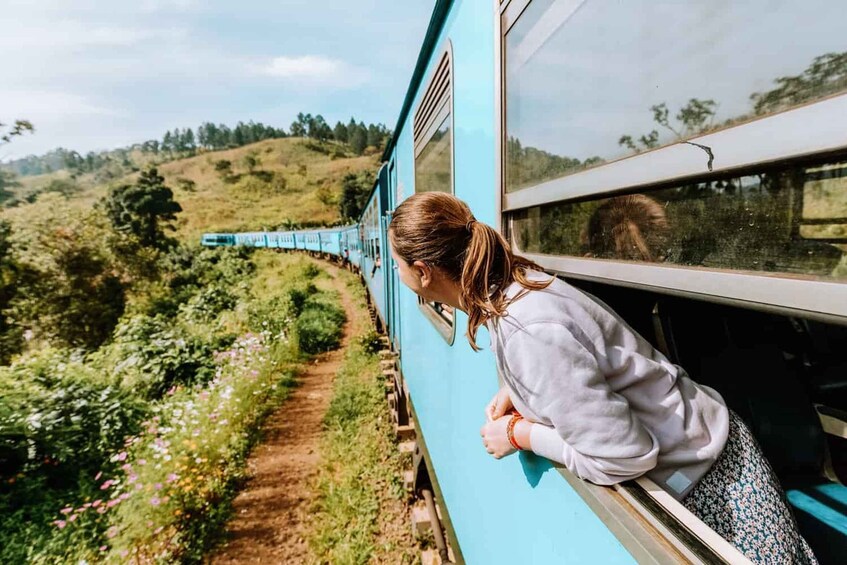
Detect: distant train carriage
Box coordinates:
(302, 231, 321, 253)
(234, 232, 267, 248)
(265, 232, 282, 249)
(319, 229, 343, 258)
(200, 233, 235, 247)
(201, 0, 847, 562)
(294, 231, 306, 250)
(341, 225, 361, 270)
(278, 232, 296, 250)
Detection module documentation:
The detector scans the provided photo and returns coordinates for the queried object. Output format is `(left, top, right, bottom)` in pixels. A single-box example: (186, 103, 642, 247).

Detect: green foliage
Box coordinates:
(12, 206, 127, 351)
(176, 177, 197, 192)
(356, 329, 383, 356)
(104, 313, 228, 399)
(338, 171, 375, 221)
(310, 334, 416, 564)
(0, 349, 148, 564)
(0, 221, 22, 364)
(0, 349, 147, 478)
(0, 119, 34, 145)
(295, 291, 345, 355)
(241, 152, 260, 174)
(102, 167, 182, 249)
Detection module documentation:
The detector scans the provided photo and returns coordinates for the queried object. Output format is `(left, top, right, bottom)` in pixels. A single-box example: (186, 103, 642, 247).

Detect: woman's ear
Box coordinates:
(412, 260, 431, 287)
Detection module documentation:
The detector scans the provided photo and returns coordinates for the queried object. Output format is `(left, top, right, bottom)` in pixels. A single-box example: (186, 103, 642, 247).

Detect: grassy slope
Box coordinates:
(2, 138, 380, 241)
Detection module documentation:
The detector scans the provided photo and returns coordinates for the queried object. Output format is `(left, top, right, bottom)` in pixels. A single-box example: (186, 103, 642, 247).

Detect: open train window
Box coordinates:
(413, 42, 456, 344)
(499, 0, 847, 562)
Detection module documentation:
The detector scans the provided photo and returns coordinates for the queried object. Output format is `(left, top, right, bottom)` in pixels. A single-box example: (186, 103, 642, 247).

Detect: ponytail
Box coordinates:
(389, 192, 551, 351)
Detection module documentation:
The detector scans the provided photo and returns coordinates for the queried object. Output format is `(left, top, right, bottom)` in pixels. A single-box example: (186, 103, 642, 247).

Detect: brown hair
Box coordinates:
(388, 192, 551, 351)
(585, 194, 669, 262)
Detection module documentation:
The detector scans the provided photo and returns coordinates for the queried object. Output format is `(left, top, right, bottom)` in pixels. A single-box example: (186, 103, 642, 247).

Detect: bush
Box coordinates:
(295, 292, 345, 355)
(103, 315, 228, 399)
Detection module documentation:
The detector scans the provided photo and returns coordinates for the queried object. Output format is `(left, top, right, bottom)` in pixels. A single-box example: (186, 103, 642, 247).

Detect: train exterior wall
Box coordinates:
(386, 1, 634, 562)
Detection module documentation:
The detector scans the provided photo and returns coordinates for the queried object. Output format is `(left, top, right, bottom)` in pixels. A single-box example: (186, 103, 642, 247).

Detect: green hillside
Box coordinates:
(1, 137, 380, 242)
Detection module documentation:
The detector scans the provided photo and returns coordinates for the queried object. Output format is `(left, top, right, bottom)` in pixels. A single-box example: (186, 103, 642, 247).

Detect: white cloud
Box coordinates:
(0, 21, 187, 50)
(256, 55, 370, 88)
(0, 90, 124, 122)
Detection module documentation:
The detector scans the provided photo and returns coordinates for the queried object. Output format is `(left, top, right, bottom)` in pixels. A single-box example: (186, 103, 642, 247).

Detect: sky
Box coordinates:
(0, 0, 436, 161)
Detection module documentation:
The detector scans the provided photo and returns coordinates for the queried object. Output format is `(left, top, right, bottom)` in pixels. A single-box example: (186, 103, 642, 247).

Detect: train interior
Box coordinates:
(571, 278, 847, 565)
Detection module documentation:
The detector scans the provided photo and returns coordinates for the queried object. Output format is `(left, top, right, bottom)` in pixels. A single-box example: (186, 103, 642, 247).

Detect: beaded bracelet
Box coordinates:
(506, 413, 523, 451)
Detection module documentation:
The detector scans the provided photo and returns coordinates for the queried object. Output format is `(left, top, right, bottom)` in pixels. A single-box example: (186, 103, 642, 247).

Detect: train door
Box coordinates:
(385, 159, 402, 352)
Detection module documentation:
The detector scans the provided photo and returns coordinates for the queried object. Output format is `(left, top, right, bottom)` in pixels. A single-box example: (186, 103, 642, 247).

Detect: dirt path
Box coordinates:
(210, 263, 365, 564)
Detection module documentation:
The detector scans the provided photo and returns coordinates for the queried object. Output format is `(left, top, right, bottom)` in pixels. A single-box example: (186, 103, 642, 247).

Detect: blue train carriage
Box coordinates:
(341, 224, 362, 271)
(361, 167, 390, 334)
(234, 232, 268, 248)
(379, 1, 847, 564)
(200, 233, 235, 247)
(294, 230, 306, 251)
(277, 231, 297, 250)
(301, 230, 322, 254)
(264, 231, 282, 249)
(319, 228, 343, 259)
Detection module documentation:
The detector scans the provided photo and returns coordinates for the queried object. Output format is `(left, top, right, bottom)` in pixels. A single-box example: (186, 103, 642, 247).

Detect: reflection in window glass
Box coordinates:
(505, 0, 847, 192)
(415, 116, 451, 194)
(511, 157, 847, 281)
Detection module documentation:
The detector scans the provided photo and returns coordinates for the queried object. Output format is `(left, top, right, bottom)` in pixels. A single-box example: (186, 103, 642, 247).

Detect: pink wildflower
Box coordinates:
(99, 546, 108, 552)
(54, 520, 66, 529)
(60, 507, 73, 515)
(100, 479, 114, 490)
(150, 496, 161, 506)
(116, 451, 127, 462)
(94, 471, 103, 481)
(92, 499, 102, 508)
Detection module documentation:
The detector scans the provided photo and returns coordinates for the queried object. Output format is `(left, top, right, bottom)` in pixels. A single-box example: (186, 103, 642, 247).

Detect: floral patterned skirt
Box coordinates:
(682, 411, 818, 564)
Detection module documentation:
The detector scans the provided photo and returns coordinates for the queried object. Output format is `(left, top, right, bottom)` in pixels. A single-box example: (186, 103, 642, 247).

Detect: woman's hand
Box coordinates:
(485, 386, 513, 422)
(480, 415, 517, 459)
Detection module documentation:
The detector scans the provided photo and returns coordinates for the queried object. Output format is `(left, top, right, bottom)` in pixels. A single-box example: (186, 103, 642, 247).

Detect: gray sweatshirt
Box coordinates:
(487, 271, 729, 500)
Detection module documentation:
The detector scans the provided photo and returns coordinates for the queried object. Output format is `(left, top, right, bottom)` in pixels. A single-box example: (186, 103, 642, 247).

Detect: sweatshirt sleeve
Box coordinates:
(504, 321, 659, 485)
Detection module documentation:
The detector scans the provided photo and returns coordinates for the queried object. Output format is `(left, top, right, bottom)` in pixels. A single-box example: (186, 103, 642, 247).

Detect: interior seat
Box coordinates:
(653, 298, 847, 564)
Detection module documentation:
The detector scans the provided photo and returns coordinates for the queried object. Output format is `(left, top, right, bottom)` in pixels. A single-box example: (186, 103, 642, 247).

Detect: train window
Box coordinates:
(412, 43, 456, 343)
(413, 44, 452, 194)
(504, 0, 847, 193)
(512, 155, 847, 281)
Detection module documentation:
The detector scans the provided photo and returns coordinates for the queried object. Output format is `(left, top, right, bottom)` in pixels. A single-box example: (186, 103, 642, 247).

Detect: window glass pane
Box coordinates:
(505, 0, 847, 192)
(512, 157, 847, 280)
(415, 116, 452, 193)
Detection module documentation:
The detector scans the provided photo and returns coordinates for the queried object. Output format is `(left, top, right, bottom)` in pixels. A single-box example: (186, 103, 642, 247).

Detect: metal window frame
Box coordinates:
(413, 40, 458, 345)
(498, 0, 847, 323)
(495, 1, 766, 563)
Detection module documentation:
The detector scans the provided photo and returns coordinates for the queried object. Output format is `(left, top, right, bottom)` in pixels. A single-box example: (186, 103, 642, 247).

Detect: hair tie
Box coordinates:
(465, 219, 476, 233)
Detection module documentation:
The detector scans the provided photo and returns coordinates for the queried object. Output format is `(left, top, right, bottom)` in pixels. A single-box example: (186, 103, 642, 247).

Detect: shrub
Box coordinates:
(295, 292, 345, 355)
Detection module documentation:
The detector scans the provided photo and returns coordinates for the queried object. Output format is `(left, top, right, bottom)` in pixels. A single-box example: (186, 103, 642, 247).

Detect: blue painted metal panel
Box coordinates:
(387, 1, 635, 562)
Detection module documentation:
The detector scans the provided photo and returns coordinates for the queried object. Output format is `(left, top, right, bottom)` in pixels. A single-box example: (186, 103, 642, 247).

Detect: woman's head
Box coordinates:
(388, 192, 550, 350)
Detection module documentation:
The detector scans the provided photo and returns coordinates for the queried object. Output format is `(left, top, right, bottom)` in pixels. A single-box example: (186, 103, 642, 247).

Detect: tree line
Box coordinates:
(1, 114, 391, 179)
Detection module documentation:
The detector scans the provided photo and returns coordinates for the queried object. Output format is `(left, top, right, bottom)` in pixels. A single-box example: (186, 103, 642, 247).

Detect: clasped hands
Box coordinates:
(480, 386, 519, 459)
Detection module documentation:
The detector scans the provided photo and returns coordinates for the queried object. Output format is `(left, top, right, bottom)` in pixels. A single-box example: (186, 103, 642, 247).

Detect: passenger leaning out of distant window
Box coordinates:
(388, 192, 817, 565)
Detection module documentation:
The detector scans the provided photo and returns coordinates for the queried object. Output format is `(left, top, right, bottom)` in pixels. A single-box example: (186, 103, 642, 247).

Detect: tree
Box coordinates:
(350, 126, 367, 155)
(12, 202, 127, 350)
(0, 170, 20, 205)
(242, 152, 260, 174)
(0, 220, 22, 362)
(0, 119, 33, 145)
(103, 167, 182, 249)
(338, 172, 374, 220)
(333, 121, 348, 143)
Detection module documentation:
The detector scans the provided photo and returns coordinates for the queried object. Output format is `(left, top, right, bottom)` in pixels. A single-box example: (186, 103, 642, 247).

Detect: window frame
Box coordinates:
(413, 40, 457, 345)
(495, 1, 784, 562)
(497, 0, 847, 325)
